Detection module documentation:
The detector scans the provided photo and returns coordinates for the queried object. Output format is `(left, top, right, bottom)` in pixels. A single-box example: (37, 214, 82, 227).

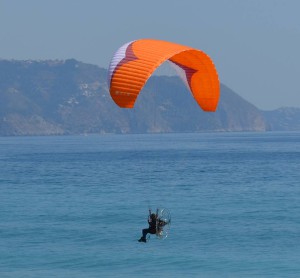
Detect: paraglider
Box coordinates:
(108, 39, 220, 111)
(108, 39, 219, 243)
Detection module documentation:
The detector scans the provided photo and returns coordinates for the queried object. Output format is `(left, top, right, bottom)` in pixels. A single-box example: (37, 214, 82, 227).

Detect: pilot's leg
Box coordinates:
(138, 228, 149, 242)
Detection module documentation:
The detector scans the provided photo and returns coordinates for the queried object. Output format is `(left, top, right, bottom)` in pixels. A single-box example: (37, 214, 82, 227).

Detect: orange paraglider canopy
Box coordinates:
(107, 39, 220, 112)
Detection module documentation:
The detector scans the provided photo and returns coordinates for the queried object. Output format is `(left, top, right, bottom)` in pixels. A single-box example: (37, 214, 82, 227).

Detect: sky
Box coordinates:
(1, 0, 300, 110)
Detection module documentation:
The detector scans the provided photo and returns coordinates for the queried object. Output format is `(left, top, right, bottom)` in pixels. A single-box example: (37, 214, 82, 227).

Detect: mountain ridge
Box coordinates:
(0, 59, 299, 136)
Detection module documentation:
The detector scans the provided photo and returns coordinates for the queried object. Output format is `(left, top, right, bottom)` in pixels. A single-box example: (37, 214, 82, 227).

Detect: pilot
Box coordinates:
(138, 210, 157, 243)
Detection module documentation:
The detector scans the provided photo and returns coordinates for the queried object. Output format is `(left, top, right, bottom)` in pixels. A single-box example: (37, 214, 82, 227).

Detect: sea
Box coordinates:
(0, 132, 300, 278)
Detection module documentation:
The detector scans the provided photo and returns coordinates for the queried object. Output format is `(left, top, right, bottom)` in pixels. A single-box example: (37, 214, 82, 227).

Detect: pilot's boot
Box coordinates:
(138, 237, 146, 243)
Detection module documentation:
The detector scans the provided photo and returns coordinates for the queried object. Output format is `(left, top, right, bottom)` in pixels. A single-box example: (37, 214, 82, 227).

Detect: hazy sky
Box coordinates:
(1, 0, 300, 110)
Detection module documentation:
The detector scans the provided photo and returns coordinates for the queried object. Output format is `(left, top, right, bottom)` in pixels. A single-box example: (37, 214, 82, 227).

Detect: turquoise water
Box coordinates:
(1, 132, 300, 277)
